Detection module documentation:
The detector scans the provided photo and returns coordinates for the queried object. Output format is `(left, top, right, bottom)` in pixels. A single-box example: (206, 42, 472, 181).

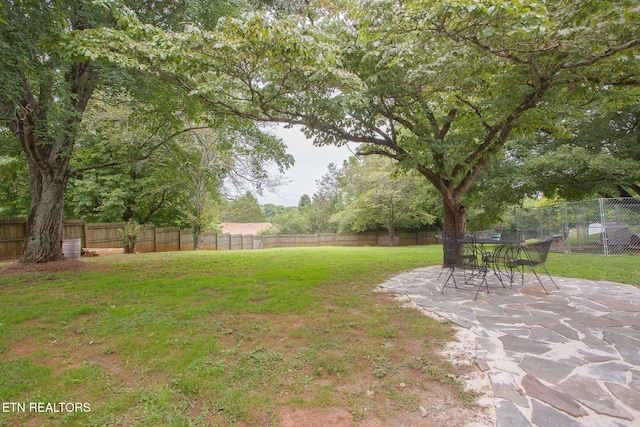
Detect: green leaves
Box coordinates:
(331, 157, 437, 233)
(516, 106, 640, 200)
(64, 0, 640, 233)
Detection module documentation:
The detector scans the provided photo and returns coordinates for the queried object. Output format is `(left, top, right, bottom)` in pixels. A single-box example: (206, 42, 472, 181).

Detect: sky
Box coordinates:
(256, 124, 356, 206)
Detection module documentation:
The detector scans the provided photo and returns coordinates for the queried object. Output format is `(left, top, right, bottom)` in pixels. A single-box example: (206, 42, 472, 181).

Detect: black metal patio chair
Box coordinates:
(504, 239, 560, 293)
(440, 231, 488, 299)
(484, 242, 517, 288)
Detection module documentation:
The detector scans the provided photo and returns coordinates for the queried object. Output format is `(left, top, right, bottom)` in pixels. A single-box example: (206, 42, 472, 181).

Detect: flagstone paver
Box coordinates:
(379, 266, 640, 427)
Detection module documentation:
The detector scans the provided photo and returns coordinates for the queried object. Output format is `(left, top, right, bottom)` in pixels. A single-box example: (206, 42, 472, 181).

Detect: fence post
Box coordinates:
(599, 198, 609, 256)
(83, 221, 89, 249)
(562, 203, 569, 253)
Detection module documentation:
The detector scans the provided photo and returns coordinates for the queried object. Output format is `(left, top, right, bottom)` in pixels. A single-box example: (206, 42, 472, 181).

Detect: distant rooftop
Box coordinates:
(219, 222, 273, 235)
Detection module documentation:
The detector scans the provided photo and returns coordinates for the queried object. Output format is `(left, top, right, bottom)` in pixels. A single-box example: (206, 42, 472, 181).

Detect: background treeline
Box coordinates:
(2, 106, 639, 239)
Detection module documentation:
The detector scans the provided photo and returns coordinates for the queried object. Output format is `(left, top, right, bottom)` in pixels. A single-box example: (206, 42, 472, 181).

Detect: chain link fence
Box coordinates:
(514, 198, 640, 255)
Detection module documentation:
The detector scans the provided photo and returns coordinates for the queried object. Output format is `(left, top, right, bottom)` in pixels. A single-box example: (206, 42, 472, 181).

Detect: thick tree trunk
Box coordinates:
(442, 198, 468, 233)
(21, 170, 69, 263)
(440, 198, 469, 268)
(17, 128, 74, 263)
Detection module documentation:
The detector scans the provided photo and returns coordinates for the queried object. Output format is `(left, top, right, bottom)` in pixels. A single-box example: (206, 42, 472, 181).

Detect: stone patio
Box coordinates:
(379, 266, 640, 427)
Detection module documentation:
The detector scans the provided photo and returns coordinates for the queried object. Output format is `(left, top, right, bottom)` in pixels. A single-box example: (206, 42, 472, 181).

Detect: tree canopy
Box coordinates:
(80, 0, 640, 233)
(221, 192, 268, 223)
(331, 157, 437, 244)
(519, 106, 640, 200)
(0, 0, 291, 262)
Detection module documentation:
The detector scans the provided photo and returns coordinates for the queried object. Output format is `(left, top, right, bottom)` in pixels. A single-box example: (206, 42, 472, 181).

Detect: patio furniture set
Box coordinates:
(437, 231, 559, 299)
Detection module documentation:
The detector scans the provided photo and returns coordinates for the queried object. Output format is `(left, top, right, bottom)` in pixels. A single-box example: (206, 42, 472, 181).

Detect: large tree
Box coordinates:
(66, 90, 192, 225)
(171, 121, 293, 248)
(0, 1, 111, 262)
(331, 156, 437, 244)
(86, 0, 639, 233)
(0, 0, 256, 262)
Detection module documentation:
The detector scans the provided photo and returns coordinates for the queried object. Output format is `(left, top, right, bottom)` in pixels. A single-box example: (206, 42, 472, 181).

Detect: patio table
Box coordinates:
(456, 237, 524, 288)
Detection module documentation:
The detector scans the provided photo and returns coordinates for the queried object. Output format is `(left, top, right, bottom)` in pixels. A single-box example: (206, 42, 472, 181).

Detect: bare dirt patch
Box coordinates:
(387, 293, 497, 427)
(8, 334, 42, 359)
(0, 259, 98, 276)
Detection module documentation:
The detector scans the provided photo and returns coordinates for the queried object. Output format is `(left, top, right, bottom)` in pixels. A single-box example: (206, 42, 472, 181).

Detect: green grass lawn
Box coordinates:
(0, 246, 465, 427)
(545, 252, 640, 286)
(0, 246, 638, 427)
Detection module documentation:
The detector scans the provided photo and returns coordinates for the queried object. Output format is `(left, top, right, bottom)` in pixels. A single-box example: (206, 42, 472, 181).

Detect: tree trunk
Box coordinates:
(387, 225, 395, 247)
(123, 236, 137, 254)
(442, 197, 468, 233)
(440, 197, 469, 268)
(192, 194, 204, 250)
(17, 132, 74, 263)
(20, 169, 69, 263)
(192, 222, 203, 250)
(5, 57, 96, 263)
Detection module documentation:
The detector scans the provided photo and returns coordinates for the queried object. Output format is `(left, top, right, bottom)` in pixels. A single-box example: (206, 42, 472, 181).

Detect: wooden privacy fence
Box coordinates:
(259, 232, 437, 248)
(0, 217, 439, 259)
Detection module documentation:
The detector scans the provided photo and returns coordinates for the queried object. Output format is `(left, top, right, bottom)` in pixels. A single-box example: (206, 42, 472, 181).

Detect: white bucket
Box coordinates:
(62, 238, 82, 260)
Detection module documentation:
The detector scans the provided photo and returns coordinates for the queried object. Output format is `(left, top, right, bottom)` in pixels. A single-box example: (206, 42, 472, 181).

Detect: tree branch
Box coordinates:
(71, 137, 165, 175)
(562, 38, 640, 69)
(139, 189, 168, 224)
(439, 108, 459, 139)
(455, 96, 491, 130)
(356, 149, 399, 159)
